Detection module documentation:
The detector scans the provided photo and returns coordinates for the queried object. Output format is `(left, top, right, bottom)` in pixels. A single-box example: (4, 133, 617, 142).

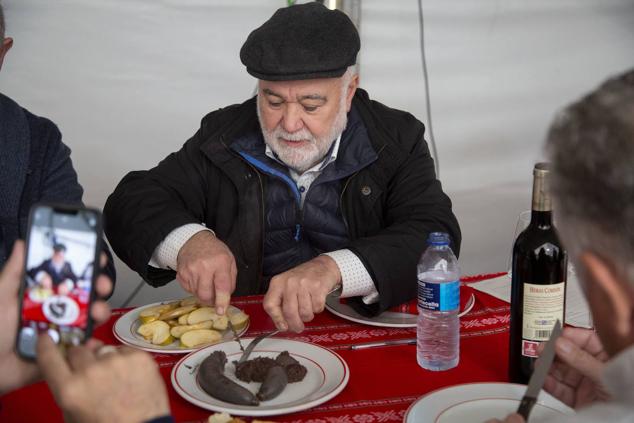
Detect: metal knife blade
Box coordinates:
(517, 320, 562, 420)
(228, 319, 245, 353)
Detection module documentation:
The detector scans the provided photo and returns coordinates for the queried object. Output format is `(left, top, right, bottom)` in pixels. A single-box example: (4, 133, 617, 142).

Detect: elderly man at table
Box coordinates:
(487, 71, 634, 422)
(27, 243, 78, 295)
(104, 2, 461, 333)
(0, 241, 173, 423)
(0, 4, 116, 283)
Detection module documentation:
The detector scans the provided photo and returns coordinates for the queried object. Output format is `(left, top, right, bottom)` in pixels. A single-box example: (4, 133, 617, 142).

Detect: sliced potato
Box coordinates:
(180, 329, 222, 348)
(178, 313, 190, 325)
(229, 312, 249, 331)
(137, 320, 172, 345)
(180, 296, 199, 307)
(166, 320, 179, 327)
(158, 305, 197, 321)
(170, 320, 213, 338)
(187, 307, 218, 325)
(159, 334, 175, 346)
(212, 315, 228, 331)
(139, 303, 177, 324)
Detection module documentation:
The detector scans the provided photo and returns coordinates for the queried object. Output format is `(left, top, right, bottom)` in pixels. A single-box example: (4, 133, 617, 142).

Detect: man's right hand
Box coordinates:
(540, 327, 610, 409)
(176, 231, 237, 315)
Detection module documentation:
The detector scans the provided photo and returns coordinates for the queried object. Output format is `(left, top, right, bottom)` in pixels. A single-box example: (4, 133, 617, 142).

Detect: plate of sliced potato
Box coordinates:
(113, 297, 250, 353)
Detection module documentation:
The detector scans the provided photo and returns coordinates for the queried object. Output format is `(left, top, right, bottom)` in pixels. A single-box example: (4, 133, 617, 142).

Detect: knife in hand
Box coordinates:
(516, 320, 562, 421)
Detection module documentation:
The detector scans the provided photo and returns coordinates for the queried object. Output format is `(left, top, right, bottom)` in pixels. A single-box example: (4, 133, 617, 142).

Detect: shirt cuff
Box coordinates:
(149, 224, 214, 270)
(322, 249, 379, 304)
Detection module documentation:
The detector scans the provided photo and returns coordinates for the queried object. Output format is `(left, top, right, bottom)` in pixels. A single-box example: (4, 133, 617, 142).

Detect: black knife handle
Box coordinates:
(517, 396, 537, 421)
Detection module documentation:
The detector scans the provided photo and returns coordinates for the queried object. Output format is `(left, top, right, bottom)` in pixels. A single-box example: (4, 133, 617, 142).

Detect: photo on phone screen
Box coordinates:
(17, 204, 102, 360)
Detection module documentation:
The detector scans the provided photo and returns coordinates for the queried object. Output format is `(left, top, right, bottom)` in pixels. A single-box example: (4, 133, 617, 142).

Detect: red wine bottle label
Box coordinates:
(521, 282, 565, 353)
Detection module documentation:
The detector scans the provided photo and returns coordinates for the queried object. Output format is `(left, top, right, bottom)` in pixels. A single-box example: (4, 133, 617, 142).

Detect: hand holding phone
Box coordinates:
(16, 204, 103, 360)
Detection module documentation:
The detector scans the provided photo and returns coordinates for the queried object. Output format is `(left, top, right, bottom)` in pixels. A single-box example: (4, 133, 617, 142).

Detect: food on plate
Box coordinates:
(170, 320, 214, 338)
(257, 365, 288, 401)
(138, 302, 178, 324)
(229, 311, 249, 331)
(28, 286, 54, 302)
(137, 320, 173, 345)
(235, 351, 307, 383)
(180, 329, 222, 348)
(207, 412, 274, 423)
(134, 298, 249, 349)
(197, 351, 259, 405)
(207, 412, 246, 423)
(187, 306, 218, 324)
(178, 313, 190, 325)
(158, 304, 197, 321)
(198, 349, 308, 404)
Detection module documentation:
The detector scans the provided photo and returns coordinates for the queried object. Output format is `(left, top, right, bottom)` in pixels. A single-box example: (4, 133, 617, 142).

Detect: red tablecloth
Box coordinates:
(1, 273, 510, 422)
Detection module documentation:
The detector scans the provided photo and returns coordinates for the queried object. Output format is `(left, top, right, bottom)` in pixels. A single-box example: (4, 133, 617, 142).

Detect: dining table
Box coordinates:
(0, 272, 511, 422)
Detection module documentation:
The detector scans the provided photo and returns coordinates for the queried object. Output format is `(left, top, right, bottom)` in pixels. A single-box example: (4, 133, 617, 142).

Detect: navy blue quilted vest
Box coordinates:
(231, 107, 377, 279)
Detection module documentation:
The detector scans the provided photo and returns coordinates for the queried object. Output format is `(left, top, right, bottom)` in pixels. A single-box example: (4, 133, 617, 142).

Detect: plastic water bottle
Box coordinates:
(416, 232, 460, 371)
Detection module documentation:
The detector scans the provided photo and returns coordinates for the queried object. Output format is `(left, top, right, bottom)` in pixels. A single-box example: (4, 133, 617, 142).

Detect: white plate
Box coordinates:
(325, 292, 475, 328)
(171, 337, 349, 417)
(113, 302, 249, 354)
(403, 382, 575, 423)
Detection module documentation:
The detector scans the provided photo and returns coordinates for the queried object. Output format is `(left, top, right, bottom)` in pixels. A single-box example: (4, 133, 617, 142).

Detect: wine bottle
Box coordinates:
(508, 163, 567, 384)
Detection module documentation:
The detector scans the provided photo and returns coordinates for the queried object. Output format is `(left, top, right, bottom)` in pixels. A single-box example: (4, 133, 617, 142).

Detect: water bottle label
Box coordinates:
(417, 280, 460, 311)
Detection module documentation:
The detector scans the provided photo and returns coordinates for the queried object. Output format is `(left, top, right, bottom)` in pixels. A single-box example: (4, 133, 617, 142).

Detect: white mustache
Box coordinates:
(273, 128, 316, 143)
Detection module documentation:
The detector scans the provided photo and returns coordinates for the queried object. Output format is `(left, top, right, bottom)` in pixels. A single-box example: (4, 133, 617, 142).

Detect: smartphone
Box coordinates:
(16, 204, 102, 360)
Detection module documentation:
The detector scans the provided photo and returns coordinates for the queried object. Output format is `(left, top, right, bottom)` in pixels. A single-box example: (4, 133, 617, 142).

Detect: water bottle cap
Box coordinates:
(427, 232, 450, 246)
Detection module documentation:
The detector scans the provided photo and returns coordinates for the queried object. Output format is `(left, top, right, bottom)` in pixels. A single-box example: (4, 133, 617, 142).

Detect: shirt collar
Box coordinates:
(265, 133, 342, 176)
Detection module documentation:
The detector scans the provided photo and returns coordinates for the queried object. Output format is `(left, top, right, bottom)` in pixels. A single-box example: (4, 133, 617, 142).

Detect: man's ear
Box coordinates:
(0, 37, 13, 71)
(345, 73, 359, 112)
(581, 252, 634, 338)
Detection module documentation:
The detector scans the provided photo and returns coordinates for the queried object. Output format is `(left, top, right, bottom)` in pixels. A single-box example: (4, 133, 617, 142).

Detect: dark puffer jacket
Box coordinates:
(104, 89, 460, 314)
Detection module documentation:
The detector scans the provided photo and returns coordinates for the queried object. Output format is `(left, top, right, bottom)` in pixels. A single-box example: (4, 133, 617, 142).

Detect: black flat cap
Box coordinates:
(240, 2, 360, 81)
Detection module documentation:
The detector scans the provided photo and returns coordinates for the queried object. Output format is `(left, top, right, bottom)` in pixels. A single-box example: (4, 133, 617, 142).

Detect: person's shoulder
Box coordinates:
(21, 106, 63, 142)
(356, 89, 423, 127)
(0, 92, 22, 112)
(354, 89, 425, 149)
(0, 93, 60, 135)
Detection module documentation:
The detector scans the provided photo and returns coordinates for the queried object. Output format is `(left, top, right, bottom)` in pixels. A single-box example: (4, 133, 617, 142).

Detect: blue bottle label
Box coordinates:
(417, 280, 460, 311)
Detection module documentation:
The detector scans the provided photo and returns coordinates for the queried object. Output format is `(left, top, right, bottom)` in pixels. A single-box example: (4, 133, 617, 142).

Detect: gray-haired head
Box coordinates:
(546, 69, 634, 284)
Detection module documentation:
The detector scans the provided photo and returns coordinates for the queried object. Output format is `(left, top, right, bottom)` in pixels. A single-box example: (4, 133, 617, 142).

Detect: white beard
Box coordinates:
(258, 93, 348, 174)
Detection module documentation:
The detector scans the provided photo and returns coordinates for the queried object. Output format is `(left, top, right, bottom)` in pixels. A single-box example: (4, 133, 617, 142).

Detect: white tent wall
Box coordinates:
(2, 0, 633, 307)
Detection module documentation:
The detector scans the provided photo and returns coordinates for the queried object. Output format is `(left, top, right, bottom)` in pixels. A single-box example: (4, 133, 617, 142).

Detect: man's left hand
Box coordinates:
(263, 255, 341, 333)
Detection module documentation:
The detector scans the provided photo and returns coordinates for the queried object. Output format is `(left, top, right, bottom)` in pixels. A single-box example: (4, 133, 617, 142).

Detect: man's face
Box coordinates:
(52, 251, 65, 265)
(257, 74, 357, 173)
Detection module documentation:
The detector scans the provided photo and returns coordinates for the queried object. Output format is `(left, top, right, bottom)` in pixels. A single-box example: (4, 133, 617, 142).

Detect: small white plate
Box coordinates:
(113, 302, 249, 354)
(325, 292, 475, 328)
(403, 382, 574, 423)
(171, 337, 349, 417)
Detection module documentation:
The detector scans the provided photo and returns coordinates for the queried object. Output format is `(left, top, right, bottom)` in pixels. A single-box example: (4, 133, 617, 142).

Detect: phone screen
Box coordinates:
(17, 204, 101, 359)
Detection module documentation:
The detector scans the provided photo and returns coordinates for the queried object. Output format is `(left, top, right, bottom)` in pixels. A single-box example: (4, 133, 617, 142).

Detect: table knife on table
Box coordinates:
(516, 320, 562, 421)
